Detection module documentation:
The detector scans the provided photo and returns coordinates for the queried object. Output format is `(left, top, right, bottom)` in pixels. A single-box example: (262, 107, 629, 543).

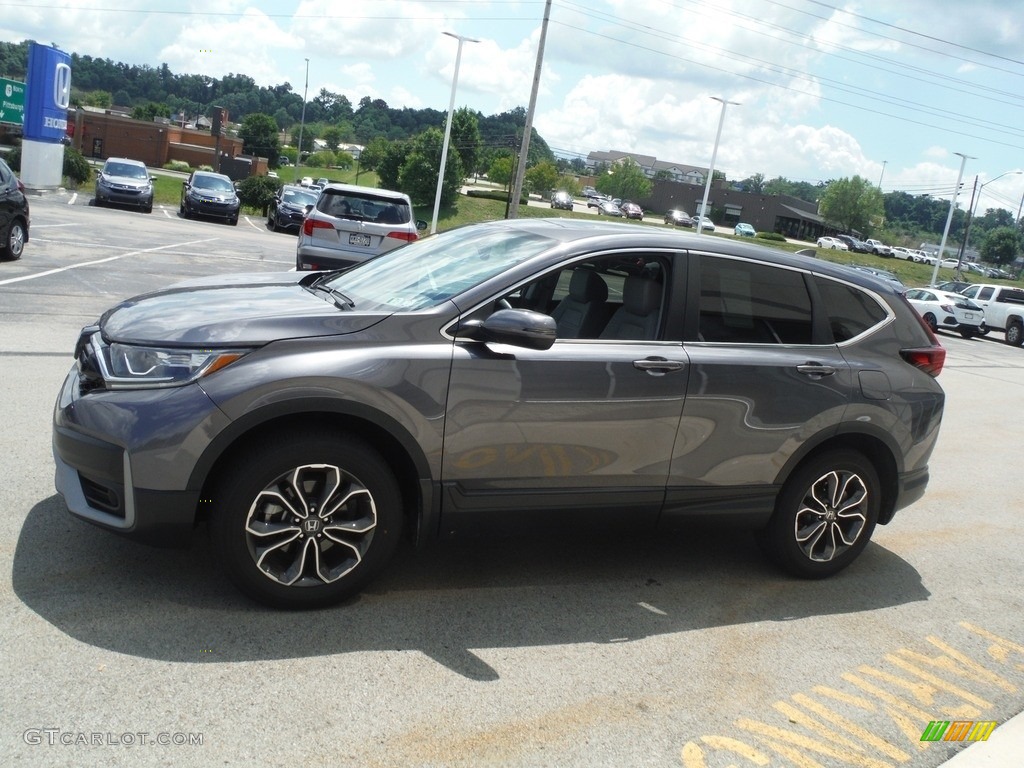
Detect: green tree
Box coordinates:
(595, 158, 652, 201)
(451, 107, 481, 177)
(321, 126, 344, 151)
(743, 172, 766, 193)
(819, 175, 883, 234)
(358, 137, 390, 173)
(398, 127, 463, 206)
(524, 160, 559, 196)
(236, 174, 282, 212)
(376, 140, 410, 190)
(131, 102, 171, 122)
(980, 227, 1021, 266)
(239, 113, 280, 161)
(488, 154, 515, 188)
(81, 89, 112, 108)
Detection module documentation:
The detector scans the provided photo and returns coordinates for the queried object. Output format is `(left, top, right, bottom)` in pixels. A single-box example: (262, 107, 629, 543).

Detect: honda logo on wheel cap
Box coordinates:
(303, 518, 321, 533)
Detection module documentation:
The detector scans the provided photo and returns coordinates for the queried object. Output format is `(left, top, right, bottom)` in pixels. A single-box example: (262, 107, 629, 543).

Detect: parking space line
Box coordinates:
(0, 238, 219, 286)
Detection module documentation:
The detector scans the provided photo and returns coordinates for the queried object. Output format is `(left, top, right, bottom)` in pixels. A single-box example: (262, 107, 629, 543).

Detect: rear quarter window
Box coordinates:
(814, 277, 888, 342)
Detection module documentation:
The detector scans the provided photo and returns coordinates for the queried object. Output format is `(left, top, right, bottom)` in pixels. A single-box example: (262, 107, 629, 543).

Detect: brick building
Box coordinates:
(67, 107, 265, 176)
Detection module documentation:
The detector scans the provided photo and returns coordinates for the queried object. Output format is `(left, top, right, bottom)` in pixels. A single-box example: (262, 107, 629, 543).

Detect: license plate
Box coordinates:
(349, 233, 371, 247)
(963, 313, 974, 320)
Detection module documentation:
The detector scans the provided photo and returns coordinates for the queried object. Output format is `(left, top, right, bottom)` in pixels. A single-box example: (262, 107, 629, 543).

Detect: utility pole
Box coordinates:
(508, 0, 552, 218)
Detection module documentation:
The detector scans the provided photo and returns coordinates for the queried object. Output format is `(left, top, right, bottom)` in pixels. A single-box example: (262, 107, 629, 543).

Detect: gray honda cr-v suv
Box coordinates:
(53, 218, 946, 608)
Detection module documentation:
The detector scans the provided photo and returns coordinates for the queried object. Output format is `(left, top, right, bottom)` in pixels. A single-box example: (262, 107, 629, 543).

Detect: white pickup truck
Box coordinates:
(959, 283, 1024, 345)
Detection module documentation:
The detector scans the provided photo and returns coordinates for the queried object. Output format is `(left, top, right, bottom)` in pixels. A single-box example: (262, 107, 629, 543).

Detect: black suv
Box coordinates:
(0, 157, 29, 260)
(53, 219, 946, 608)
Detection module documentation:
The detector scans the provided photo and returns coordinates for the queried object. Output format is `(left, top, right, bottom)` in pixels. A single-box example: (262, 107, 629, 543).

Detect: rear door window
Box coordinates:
(814, 277, 889, 343)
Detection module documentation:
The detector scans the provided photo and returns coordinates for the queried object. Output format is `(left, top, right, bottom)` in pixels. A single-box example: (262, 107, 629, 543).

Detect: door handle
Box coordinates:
(633, 357, 685, 373)
(796, 363, 836, 377)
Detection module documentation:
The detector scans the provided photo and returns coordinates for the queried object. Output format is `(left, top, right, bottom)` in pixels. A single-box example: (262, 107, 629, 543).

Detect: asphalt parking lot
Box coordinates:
(2, 193, 1022, 767)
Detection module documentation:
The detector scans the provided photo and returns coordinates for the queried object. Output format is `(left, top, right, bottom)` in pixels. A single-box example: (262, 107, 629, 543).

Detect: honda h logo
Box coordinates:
(303, 518, 321, 534)
(53, 62, 71, 110)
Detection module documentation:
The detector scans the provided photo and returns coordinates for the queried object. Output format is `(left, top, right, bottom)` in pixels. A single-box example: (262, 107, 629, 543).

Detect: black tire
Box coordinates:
(267, 211, 276, 231)
(229, 215, 239, 226)
(1006, 321, 1024, 347)
(209, 432, 403, 609)
(144, 203, 153, 214)
(2, 219, 26, 261)
(959, 328, 975, 339)
(756, 450, 880, 579)
(179, 198, 188, 218)
(922, 313, 938, 333)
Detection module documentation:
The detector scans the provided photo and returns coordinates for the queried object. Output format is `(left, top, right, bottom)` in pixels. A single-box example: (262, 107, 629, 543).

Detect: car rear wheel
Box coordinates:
(959, 327, 975, 339)
(2, 219, 26, 261)
(756, 450, 879, 579)
(1006, 321, 1024, 346)
(209, 431, 403, 609)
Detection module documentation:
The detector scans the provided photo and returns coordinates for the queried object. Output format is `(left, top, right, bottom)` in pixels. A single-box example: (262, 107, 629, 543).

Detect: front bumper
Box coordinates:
(52, 363, 227, 547)
(186, 195, 239, 220)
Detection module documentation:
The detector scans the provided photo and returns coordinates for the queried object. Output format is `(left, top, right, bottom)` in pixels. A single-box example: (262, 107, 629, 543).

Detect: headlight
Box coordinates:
(90, 335, 249, 389)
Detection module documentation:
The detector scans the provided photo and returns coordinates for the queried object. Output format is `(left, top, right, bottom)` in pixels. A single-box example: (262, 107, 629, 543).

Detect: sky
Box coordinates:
(3, 0, 1024, 216)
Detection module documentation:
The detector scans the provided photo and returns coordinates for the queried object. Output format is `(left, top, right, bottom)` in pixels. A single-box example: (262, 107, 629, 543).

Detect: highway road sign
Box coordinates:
(0, 76, 26, 126)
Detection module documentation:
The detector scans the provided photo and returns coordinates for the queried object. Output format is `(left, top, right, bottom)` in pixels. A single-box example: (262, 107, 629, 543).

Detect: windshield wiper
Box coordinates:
(307, 283, 355, 310)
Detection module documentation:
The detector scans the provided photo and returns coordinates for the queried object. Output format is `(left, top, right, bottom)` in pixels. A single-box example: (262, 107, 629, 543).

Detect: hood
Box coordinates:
(100, 273, 386, 346)
(101, 172, 150, 188)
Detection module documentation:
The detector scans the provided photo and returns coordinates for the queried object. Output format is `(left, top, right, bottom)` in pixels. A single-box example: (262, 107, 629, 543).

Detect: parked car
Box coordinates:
(932, 280, 972, 294)
(664, 209, 692, 227)
(816, 236, 849, 251)
(266, 184, 319, 233)
(316, 177, 329, 187)
(52, 218, 947, 608)
(891, 247, 915, 260)
(904, 288, 985, 338)
(300, 176, 314, 187)
(595, 199, 623, 217)
(0, 156, 29, 261)
(959, 283, 1024, 345)
(848, 265, 905, 291)
(179, 170, 240, 225)
(836, 235, 869, 253)
(550, 190, 574, 211)
(863, 239, 892, 257)
(734, 222, 756, 237)
(93, 157, 154, 213)
(586, 194, 610, 209)
(693, 215, 715, 232)
(940, 258, 961, 269)
(296, 183, 427, 271)
(620, 201, 644, 220)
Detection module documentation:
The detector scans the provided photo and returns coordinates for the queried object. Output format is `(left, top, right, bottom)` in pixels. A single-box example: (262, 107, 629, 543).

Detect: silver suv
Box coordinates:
(94, 157, 154, 213)
(53, 219, 947, 608)
(295, 182, 427, 271)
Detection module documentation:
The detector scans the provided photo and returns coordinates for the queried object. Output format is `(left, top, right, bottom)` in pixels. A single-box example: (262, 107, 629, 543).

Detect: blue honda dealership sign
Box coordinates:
(24, 42, 71, 143)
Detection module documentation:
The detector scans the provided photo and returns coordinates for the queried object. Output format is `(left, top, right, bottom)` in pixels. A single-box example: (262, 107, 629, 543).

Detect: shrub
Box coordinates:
(236, 174, 282, 212)
(62, 146, 91, 186)
(757, 232, 787, 242)
(163, 160, 192, 172)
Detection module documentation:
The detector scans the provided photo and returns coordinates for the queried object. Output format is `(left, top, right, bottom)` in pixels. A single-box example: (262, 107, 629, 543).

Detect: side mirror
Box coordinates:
(416, 219, 428, 231)
(456, 309, 557, 351)
(304, 204, 314, 214)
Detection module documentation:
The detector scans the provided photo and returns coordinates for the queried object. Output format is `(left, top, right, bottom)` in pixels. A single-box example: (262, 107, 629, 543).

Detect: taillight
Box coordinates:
(938, 303, 954, 314)
(901, 304, 946, 377)
(386, 231, 418, 242)
(302, 218, 333, 236)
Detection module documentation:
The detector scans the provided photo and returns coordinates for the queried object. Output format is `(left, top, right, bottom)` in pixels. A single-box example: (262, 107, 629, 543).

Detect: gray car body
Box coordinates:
(94, 158, 154, 211)
(53, 219, 944, 549)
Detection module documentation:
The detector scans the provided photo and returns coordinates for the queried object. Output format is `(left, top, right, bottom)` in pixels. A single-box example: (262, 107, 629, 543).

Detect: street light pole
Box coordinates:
(929, 152, 974, 287)
(957, 170, 1023, 269)
(431, 32, 479, 234)
(878, 160, 887, 190)
(695, 96, 739, 237)
(294, 57, 309, 183)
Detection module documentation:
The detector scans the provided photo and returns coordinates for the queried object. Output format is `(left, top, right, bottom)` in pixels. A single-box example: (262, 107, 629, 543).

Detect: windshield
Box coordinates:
(106, 162, 147, 179)
(324, 226, 555, 312)
(194, 175, 234, 193)
(282, 188, 317, 207)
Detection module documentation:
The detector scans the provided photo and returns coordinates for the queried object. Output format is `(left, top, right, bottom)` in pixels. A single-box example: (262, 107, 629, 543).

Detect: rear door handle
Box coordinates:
(796, 363, 836, 378)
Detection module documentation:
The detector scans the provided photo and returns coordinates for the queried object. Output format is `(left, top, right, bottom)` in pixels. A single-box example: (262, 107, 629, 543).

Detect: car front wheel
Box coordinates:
(922, 313, 938, 333)
(756, 450, 879, 578)
(209, 432, 404, 609)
